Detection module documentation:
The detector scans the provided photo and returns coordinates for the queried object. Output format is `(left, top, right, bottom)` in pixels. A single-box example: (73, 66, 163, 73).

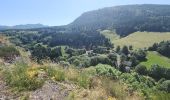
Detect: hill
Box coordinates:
(103, 31, 170, 48)
(70, 4, 170, 36)
(141, 51, 170, 69)
(0, 24, 48, 30)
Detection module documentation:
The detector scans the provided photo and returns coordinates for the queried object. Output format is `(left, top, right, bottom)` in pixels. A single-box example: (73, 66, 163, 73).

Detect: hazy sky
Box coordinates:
(1, 0, 170, 26)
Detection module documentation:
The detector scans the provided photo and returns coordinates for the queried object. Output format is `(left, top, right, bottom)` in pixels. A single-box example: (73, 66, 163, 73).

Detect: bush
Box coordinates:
(45, 66, 65, 81)
(68, 55, 91, 67)
(77, 73, 90, 88)
(120, 72, 156, 98)
(132, 49, 146, 61)
(95, 64, 121, 79)
(149, 65, 170, 80)
(121, 46, 129, 55)
(101, 78, 127, 99)
(3, 62, 44, 91)
(158, 80, 170, 92)
(0, 46, 20, 60)
(93, 46, 109, 54)
(135, 65, 147, 75)
(90, 56, 112, 66)
(151, 92, 170, 100)
(149, 41, 170, 58)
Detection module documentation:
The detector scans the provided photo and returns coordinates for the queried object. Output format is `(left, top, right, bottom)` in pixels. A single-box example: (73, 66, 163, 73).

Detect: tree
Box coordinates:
(158, 80, 170, 92)
(135, 65, 147, 75)
(148, 41, 170, 58)
(149, 65, 170, 80)
(133, 49, 146, 61)
(129, 55, 139, 67)
(108, 53, 117, 61)
(148, 43, 158, 51)
(116, 46, 120, 53)
(157, 43, 170, 58)
(121, 46, 129, 55)
(129, 45, 133, 50)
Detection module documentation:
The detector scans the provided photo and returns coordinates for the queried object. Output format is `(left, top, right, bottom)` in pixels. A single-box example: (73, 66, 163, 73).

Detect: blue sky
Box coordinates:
(0, 0, 170, 26)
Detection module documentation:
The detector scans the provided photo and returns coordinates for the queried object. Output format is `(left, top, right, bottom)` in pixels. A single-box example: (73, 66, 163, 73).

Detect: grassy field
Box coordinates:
(101, 30, 170, 48)
(141, 51, 170, 69)
(100, 30, 120, 41)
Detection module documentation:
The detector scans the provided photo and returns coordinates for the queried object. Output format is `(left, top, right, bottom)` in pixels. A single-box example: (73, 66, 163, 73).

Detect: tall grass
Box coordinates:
(2, 62, 44, 91)
(65, 68, 91, 88)
(101, 77, 128, 100)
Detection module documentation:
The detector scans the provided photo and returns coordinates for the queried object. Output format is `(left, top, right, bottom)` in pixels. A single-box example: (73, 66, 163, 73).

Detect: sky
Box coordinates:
(0, 0, 170, 26)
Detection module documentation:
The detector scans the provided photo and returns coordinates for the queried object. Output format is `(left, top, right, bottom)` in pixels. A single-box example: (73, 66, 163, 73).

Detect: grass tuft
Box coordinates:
(2, 62, 44, 91)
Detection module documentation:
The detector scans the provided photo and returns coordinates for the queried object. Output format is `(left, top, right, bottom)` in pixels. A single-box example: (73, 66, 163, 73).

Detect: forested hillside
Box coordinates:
(0, 4, 170, 100)
(70, 4, 170, 36)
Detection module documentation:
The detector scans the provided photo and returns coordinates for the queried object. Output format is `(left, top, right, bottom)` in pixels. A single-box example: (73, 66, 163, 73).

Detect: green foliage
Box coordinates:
(141, 51, 170, 69)
(101, 78, 127, 99)
(3, 62, 44, 91)
(149, 64, 170, 80)
(129, 45, 133, 50)
(77, 73, 90, 88)
(31, 44, 62, 62)
(157, 80, 170, 92)
(116, 46, 120, 53)
(135, 65, 148, 75)
(68, 55, 91, 67)
(151, 93, 170, 100)
(120, 72, 156, 97)
(95, 64, 121, 79)
(45, 66, 65, 81)
(121, 45, 129, 55)
(71, 5, 170, 36)
(90, 56, 112, 66)
(93, 46, 109, 54)
(0, 46, 20, 60)
(149, 41, 170, 58)
(108, 53, 117, 61)
(132, 49, 146, 61)
(66, 48, 86, 56)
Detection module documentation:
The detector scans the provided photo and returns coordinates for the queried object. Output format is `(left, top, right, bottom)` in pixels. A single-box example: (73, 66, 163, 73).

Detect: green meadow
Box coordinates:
(141, 51, 170, 69)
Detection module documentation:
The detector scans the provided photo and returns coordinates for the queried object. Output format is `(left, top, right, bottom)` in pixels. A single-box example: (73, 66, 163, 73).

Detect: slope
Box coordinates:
(70, 4, 170, 36)
(141, 51, 170, 69)
(111, 32, 170, 48)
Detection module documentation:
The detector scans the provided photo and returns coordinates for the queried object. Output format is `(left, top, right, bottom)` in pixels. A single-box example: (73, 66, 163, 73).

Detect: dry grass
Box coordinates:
(113, 32, 170, 48)
(67, 76, 143, 100)
(100, 30, 120, 41)
(101, 30, 170, 48)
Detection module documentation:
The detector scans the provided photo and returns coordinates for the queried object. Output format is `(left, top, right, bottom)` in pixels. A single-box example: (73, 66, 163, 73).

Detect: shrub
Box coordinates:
(148, 41, 170, 58)
(95, 64, 121, 79)
(68, 55, 91, 67)
(3, 62, 44, 91)
(132, 49, 146, 61)
(90, 56, 112, 66)
(151, 92, 170, 100)
(77, 73, 90, 88)
(66, 68, 79, 82)
(120, 72, 156, 98)
(121, 45, 129, 55)
(135, 65, 148, 75)
(93, 46, 109, 54)
(0, 46, 20, 60)
(101, 77, 127, 99)
(158, 80, 170, 92)
(45, 66, 65, 81)
(149, 65, 170, 80)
